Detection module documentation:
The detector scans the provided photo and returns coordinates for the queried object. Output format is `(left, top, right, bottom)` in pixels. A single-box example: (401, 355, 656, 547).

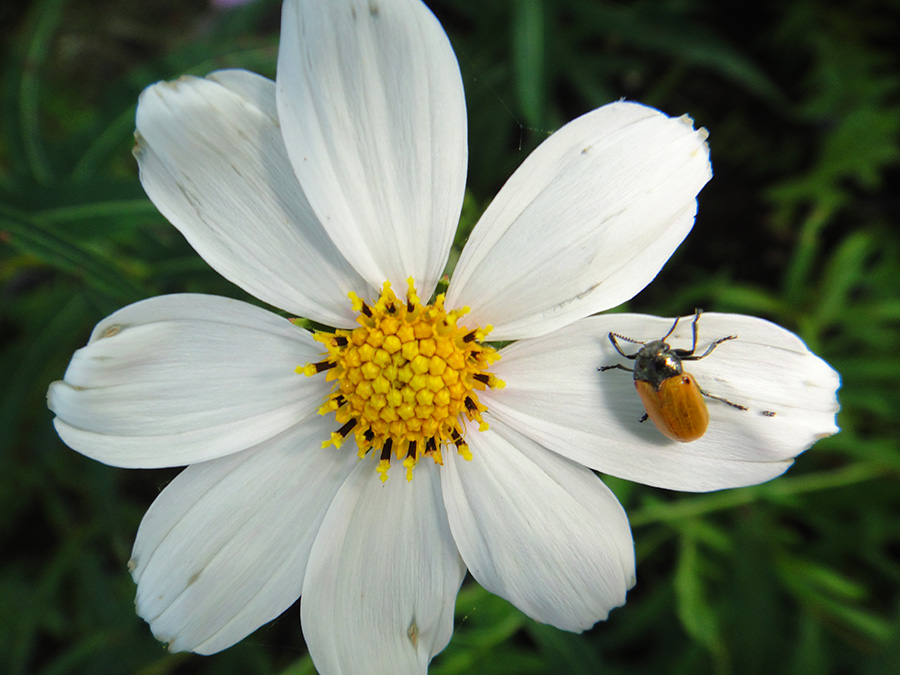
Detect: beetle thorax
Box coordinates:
(633, 341, 683, 389)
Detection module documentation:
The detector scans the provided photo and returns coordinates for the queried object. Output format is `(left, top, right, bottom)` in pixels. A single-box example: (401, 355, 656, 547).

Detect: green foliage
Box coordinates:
(2, 0, 899, 673)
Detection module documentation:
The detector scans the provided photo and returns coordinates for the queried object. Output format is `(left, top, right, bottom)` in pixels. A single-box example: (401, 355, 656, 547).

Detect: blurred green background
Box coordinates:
(2, 0, 899, 673)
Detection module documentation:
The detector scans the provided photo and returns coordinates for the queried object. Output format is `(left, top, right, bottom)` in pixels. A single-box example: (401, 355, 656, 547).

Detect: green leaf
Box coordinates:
(0, 207, 147, 301)
(511, 0, 547, 127)
(674, 535, 729, 673)
(777, 554, 894, 643)
(815, 230, 876, 325)
(13, 0, 69, 182)
(526, 622, 604, 675)
(568, 0, 784, 104)
(274, 656, 317, 675)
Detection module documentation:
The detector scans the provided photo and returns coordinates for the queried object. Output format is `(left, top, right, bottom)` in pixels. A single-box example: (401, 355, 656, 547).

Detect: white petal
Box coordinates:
(441, 419, 635, 631)
(485, 314, 841, 492)
(135, 70, 369, 326)
(131, 416, 358, 655)
(48, 294, 328, 468)
(447, 102, 711, 340)
(277, 0, 467, 298)
(301, 459, 466, 675)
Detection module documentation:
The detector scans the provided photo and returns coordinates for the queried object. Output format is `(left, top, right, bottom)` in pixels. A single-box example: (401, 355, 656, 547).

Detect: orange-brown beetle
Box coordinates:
(599, 310, 746, 442)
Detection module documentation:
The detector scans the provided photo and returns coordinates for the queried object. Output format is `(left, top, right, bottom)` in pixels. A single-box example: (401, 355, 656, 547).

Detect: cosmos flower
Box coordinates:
(46, 0, 841, 673)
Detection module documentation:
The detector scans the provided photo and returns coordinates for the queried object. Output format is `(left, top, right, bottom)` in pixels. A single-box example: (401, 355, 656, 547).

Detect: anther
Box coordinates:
(312, 360, 336, 374)
(337, 419, 357, 438)
(450, 428, 472, 461)
(462, 330, 477, 343)
(332, 336, 348, 347)
(377, 440, 393, 483)
(324, 417, 357, 449)
(406, 440, 417, 459)
(380, 439, 393, 461)
(464, 397, 478, 413)
(360, 302, 373, 318)
(473, 373, 490, 385)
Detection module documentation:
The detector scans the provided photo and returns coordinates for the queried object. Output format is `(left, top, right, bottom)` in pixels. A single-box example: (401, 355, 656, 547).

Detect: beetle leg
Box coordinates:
(685, 308, 703, 354)
(670, 309, 702, 356)
(699, 387, 748, 411)
(660, 314, 682, 342)
(681, 333, 738, 361)
(598, 363, 633, 373)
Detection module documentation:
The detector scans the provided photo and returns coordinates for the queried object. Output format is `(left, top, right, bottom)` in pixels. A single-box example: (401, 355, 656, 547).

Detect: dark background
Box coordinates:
(1, 0, 898, 673)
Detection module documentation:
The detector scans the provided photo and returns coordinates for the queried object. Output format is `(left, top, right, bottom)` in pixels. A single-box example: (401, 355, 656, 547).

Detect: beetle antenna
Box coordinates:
(609, 331, 645, 345)
(608, 332, 644, 359)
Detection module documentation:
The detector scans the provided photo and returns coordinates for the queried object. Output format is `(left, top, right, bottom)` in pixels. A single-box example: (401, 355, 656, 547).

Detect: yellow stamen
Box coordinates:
(301, 278, 502, 481)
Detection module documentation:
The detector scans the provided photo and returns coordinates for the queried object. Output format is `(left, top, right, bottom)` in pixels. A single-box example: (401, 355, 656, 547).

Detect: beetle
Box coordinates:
(599, 309, 746, 442)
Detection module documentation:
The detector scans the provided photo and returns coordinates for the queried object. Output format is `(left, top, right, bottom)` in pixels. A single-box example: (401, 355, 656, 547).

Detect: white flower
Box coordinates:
(46, 0, 841, 673)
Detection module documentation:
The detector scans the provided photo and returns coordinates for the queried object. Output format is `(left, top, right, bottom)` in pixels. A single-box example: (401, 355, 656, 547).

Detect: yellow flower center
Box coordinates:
(299, 278, 504, 482)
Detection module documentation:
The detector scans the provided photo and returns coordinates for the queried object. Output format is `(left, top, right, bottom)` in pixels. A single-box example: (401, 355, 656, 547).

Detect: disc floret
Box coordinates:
(300, 279, 504, 481)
